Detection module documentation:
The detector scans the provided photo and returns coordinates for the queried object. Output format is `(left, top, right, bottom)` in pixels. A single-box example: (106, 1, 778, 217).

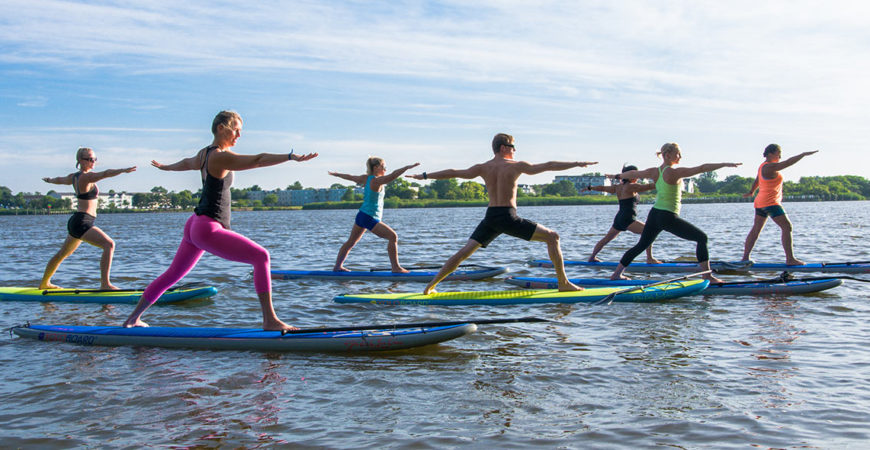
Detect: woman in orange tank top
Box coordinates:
(741, 144, 818, 265)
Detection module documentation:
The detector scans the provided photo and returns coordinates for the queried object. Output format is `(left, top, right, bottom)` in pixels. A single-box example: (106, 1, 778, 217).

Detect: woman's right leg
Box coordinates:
(334, 225, 366, 271)
(742, 214, 767, 261)
(589, 228, 621, 262)
(123, 217, 203, 327)
(39, 235, 82, 289)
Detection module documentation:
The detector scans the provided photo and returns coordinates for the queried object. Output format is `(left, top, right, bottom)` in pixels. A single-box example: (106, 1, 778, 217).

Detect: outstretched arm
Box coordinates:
(613, 167, 659, 181)
(632, 183, 657, 194)
(211, 150, 319, 171)
(407, 164, 484, 181)
(152, 155, 202, 172)
(328, 172, 368, 185)
(42, 173, 75, 185)
(763, 150, 818, 174)
(586, 184, 618, 194)
(669, 162, 742, 180)
(84, 166, 137, 183)
(371, 163, 420, 190)
(522, 161, 597, 175)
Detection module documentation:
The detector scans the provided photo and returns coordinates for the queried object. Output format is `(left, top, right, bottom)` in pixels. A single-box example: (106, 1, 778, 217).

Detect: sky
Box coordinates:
(2, 0, 868, 194)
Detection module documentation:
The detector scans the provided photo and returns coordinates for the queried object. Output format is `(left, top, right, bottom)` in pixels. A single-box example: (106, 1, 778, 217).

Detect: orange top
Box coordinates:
(754, 161, 783, 208)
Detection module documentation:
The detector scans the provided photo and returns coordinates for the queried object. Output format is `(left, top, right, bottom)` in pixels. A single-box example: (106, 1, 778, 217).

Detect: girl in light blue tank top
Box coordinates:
(328, 157, 421, 273)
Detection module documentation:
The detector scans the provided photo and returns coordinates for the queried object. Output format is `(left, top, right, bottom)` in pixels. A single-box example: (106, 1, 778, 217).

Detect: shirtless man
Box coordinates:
(407, 133, 596, 294)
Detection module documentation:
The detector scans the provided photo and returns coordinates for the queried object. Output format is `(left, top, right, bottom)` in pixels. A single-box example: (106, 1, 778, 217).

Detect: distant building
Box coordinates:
(49, 191, 134, 209)
(518, 184, 536, 195)
(682, 178, 695, 193)
(248, 188, 349, 206)
(553, 175, 611, 195)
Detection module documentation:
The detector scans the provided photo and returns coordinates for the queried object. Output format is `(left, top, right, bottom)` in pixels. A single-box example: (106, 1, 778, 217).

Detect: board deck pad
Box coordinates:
(333, 279, 709, 305)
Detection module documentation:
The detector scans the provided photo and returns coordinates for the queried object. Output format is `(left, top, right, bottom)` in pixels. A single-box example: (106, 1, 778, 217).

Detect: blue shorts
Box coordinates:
(355, 210, 380, 231)
(755, 205, 786, 218)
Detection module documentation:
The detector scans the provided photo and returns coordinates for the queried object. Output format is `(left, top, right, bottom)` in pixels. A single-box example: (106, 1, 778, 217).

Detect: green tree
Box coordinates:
(431, 178, 460, 199)
(287, 181, 303, 190)
(342, 187, 355, 201)
(717, 175, 753, 194)
(263, 193, 279, 206)
(458, 181, 486, 200)
(696, 171, 718, 193)
(385, 178, 416, 199)
(541, 180, 577, 197)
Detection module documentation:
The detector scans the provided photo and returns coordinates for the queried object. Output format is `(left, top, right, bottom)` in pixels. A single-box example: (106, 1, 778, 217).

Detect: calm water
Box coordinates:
(1, 202, 868, 448)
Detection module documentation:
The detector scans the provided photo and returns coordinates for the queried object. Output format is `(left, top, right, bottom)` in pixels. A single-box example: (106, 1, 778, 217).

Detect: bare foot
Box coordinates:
(646, 258, 662, 264)
(333, 266, 351, 272)
(39, 283, 61, 290)
(423, 287, 437, 295)
(704, 274, 724, 283)
(123, 319, 148, 328)
(611, 274, 632, 280)
(265, 319, 299, 333)
(588, 256, 602, 262)
(558, 281, 584, 292)
(101, 284, 121, 290)
(392, 266, 411, 274)
(786, 259, 806, 266)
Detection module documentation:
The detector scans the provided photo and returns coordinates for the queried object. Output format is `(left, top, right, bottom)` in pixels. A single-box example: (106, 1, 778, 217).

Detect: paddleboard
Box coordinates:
(530, 259, 870, 274)
(529, 259, 752, 273)
(272, 265, 508, 282)
(333, 279, 709, 305)
(11, 322, 476, 352)
(0, 285, 217, 304)
(505, 276, 843, 295)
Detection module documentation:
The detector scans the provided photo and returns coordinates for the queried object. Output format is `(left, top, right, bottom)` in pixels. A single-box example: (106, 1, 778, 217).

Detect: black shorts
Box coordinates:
(612, 209, 635, 231)
(470, 207, 538, 248)
(67, 212, 96, 239)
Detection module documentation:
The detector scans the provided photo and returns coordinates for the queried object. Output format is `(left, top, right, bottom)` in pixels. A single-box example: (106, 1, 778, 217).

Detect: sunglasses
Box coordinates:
(81, 157, 97, 163)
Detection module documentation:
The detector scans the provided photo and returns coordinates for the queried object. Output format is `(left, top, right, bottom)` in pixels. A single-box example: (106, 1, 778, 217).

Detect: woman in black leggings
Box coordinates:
(610, 143, 741, 282)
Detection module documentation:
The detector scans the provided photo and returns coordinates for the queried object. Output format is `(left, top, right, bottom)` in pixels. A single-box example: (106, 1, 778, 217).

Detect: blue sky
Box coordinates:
(2, 0, 868, 194)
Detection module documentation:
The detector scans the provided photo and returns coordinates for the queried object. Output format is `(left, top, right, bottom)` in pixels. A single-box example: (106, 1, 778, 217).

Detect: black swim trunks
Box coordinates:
(67, 212, 96, 239)
(469, 207, 538, 248)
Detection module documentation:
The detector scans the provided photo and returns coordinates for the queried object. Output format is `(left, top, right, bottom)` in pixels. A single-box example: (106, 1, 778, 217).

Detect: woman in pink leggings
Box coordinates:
(123, 111, 317, 332)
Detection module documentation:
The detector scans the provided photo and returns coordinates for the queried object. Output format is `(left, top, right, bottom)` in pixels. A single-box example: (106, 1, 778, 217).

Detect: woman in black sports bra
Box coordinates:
(40, 147, 136, 290)
(586, 165, 660, 264)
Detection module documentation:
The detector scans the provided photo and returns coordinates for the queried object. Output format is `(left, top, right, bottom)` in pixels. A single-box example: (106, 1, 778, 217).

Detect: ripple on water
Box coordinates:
(2, 203, 870, 447)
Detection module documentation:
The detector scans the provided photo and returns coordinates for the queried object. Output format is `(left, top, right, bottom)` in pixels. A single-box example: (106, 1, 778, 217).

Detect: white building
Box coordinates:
(50, 192, 134, 209)
(553, 175, 612, 195)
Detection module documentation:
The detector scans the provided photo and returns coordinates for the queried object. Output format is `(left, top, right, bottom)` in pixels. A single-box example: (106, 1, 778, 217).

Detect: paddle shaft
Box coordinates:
(282, 316, 549, 335)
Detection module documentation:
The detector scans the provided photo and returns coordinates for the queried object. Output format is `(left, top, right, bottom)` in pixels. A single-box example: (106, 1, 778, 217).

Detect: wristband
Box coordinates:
(288, 149, 294, 161)
(423, 172, 427, 180)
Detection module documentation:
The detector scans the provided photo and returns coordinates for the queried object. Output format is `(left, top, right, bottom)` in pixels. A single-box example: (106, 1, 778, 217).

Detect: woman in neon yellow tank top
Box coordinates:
(741, 144, 818, 265)
(610, 143, 741, 282)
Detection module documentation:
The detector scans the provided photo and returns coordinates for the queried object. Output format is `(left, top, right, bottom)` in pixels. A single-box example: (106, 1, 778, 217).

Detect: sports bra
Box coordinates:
(73, 172, 98, 200)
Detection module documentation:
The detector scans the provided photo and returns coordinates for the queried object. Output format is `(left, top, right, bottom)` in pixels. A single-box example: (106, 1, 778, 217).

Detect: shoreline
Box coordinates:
(0, 195, 861, 216)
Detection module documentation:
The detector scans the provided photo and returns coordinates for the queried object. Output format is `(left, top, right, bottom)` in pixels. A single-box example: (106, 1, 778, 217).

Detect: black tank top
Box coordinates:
(617, 196, 638, 216)
(73, 172, 98, 200)
(194, 146, 233, 229)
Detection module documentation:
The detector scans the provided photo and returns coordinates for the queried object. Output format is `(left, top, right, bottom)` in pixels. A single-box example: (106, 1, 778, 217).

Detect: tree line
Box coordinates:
(3, 173, 869, 211)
